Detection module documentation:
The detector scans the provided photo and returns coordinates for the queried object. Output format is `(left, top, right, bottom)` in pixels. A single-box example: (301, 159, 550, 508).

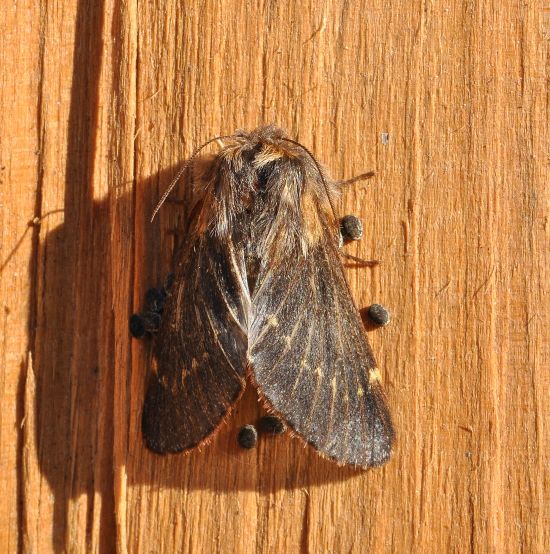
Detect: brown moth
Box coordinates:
(134, 125, 394, 468)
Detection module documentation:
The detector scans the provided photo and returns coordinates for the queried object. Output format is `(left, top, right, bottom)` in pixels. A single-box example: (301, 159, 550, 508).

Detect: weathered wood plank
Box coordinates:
(0, 1, 548, 552)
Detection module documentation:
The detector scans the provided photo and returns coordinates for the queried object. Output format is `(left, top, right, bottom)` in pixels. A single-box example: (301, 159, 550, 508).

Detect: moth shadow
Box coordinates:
(27, 155, 381, 554)
(26, 39, 385, 548)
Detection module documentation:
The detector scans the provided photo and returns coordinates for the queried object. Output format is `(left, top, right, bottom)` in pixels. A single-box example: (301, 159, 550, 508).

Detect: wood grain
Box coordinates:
(1, 1, 548, 552)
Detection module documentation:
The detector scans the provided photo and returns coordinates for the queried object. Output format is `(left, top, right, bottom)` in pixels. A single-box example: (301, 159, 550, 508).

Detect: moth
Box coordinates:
(135, 125, 394, 468)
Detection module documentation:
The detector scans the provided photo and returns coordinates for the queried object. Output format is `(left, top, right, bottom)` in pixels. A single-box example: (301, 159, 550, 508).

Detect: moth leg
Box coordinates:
(338, 171, 373, 243)
(337, 171, 375, 188)
(340, 251, 379, 267)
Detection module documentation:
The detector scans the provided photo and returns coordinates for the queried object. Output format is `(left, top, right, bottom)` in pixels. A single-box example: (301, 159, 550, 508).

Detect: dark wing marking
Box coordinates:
(249, 232, 394, 468)
(142, 234, 249, 453)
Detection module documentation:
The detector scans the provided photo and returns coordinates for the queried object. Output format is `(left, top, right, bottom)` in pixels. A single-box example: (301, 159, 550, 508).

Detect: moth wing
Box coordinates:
(249, 233, 394, 467)
(142, 235, 249, 453)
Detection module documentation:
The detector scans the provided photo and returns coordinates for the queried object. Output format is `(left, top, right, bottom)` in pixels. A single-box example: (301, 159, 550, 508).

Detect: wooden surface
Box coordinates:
(1, 1, 548, 552)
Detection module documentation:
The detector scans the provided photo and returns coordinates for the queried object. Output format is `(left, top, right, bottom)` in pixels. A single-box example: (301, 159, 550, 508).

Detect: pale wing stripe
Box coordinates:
(287, 319, 314, 397)
(323, 246, 343, 449)
(250, 256, 307, 346)
(302, 319, 325, 433)
(206, 253, 248, 336)
(301, 246, 342, 436)
(228, 243, 252, 313)
(203, 306, 245, 379)
(189, 303, 224, 427)
(321, 243, 352, 454)
(251, 303, 310, 387)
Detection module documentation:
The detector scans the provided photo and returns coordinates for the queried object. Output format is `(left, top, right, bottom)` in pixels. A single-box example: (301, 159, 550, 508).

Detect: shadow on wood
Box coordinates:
(28, 147, 393, 547)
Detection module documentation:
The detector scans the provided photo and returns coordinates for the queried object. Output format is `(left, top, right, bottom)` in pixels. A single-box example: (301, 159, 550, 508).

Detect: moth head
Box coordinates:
(236, 126, 339, 204)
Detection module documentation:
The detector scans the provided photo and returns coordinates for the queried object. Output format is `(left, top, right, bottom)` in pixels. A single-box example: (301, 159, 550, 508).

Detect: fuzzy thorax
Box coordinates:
(193, 125, 340, 257)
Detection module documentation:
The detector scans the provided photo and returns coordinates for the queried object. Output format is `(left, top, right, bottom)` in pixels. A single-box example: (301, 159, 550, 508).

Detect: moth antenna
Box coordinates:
(151, 134, 235, 222)
(280, 137, 339, 223)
